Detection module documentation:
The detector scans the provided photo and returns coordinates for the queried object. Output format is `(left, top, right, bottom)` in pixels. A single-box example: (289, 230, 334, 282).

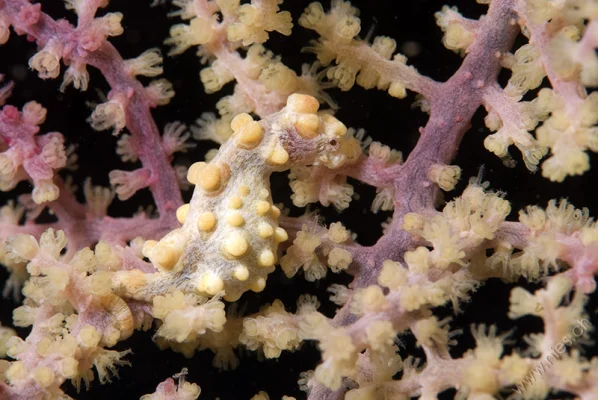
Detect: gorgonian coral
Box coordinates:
(1, 0, 598, 399)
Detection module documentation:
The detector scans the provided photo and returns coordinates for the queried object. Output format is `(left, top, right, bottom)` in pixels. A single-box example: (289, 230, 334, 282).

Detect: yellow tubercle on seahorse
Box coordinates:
(115, 94, 361, 302)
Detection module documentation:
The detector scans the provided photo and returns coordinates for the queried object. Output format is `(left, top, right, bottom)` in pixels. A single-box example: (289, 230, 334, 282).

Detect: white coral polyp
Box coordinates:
(32, 180, 59, 204)
(41, 136, 67, 169)
(541, 148, 590, 182)
(90, 98, 127, 134)
(61, 64, 90, 92)
(29, 41, 63, 80)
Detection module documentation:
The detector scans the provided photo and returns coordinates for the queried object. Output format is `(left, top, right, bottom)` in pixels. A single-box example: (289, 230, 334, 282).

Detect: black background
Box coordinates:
(1, 0, 597, 399)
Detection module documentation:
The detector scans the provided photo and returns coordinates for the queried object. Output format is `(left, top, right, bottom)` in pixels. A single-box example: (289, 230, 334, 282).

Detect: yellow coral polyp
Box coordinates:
(259, 62, 299, 95)
(351, 285, 388, 315)
(226, 0, 292, 46)
(365, 320, 395, 351)
(405, 246, 431, 273)
(462, 362, 499, 394)
(200, 63, 235, 94)
(78, 324, 101, 348)
(6, 234, 39, 261)
(388, 80, 407, 98)
(298, 2, 325, 29)
(328, 222, 350, 243)
(335, 15, 361, 39)
(5, 361, 28, 382)
(484, 132, 512, 158)
(541, 148, 590, 182)
(166, 17, 214, 55)
(378, 260, 407, 290)
(428, 164, 461, 191)
(519, 205, 547, 232)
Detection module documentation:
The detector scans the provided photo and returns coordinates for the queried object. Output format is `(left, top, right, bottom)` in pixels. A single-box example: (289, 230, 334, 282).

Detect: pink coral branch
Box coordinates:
(482, 85, 530, 130)
(0, 102, 66, 202)
(306, 0, 521, 397)
(559, 235, 598, 293)
(0, 0, 182, 219)
(369, 0, 520, 265)
(47, 178, 87, 223)
(0, 221, 53, 241)
(341, 42, 440, 98)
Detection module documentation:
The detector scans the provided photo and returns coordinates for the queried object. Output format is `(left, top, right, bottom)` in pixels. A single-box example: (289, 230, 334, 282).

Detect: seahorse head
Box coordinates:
(274, 94, 362, 169)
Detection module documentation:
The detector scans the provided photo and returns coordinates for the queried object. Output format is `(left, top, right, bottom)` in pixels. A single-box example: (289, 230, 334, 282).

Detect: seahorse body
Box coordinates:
(113, 94, 360, 302)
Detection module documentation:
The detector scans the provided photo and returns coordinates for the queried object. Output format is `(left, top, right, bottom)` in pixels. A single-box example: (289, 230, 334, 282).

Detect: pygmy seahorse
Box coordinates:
(113, 94, 361, 302)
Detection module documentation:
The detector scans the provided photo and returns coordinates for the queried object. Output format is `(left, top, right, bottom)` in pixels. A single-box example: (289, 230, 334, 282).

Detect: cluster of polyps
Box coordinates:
(114, 94, 361, 302)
